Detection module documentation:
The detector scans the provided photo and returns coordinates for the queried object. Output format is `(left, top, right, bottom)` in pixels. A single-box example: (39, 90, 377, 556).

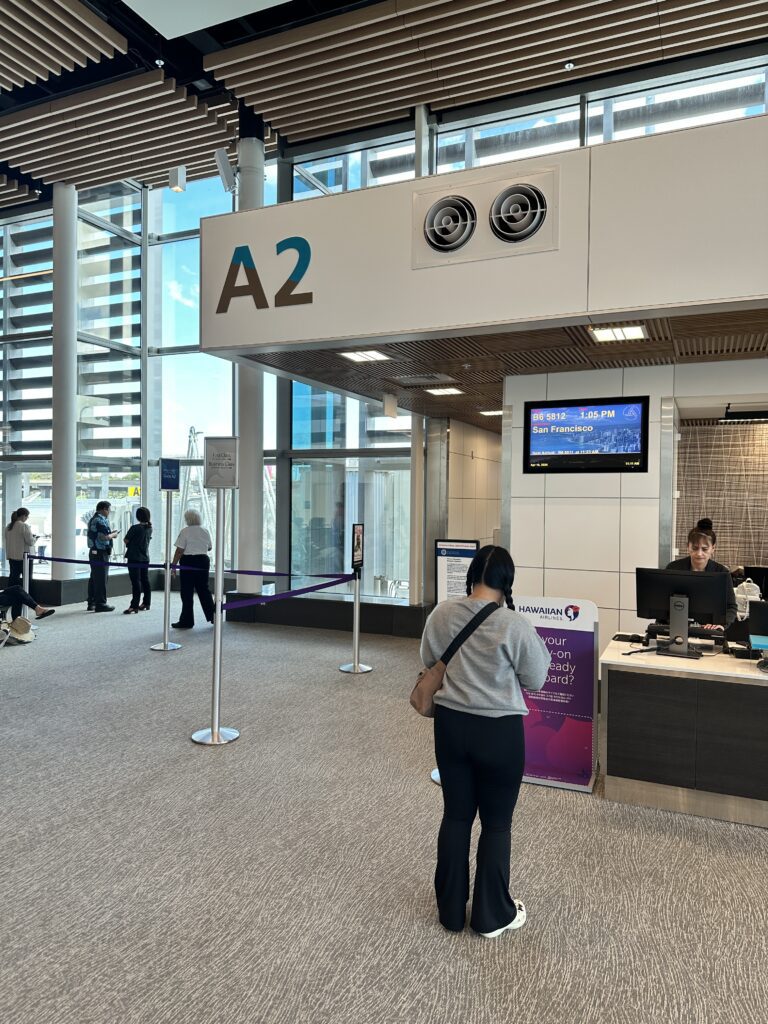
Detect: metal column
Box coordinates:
(51, 182, 78, 582)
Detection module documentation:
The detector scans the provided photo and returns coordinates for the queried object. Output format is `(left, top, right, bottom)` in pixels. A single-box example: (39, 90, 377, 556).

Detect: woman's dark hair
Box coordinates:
(688, 517, 716, 546)
(7, 506, 30, 530)
(136, 506, 152, 525)
(465, 545, 516, 610)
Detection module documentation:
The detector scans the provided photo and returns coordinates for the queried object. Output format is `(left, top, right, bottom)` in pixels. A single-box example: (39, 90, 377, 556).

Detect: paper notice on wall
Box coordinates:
(435, 540, 478, 603)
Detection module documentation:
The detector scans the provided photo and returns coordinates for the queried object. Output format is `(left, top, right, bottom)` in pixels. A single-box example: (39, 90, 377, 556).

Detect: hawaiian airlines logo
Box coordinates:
(564, 604, 580, 621)
(216, 237, 313, 313)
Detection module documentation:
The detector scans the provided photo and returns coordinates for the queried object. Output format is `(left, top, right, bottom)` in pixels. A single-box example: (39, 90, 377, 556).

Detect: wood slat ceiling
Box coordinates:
(244, 309, 768, 432)
(204, 0, 768, 143)
(0, 70, 238, 191)
(0, 0, 127, 93)
(0, 174, 31, 210)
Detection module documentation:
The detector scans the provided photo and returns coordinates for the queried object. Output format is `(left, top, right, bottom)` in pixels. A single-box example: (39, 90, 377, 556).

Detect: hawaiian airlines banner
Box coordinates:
(516, 596, 597, 792)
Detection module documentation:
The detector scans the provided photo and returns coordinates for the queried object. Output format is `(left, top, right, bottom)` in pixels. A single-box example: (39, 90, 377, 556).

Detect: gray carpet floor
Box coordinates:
(2, 602, 767, 1024)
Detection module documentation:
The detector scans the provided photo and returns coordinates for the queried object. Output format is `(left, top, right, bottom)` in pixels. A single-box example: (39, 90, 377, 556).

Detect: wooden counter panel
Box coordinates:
(607, 670, 697, 788)
(696, 679, 768, 801)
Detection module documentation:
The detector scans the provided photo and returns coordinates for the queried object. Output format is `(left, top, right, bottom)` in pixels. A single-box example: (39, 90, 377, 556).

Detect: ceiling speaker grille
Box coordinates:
(490, 184, 547, 243)
(424, 195, 476, 252)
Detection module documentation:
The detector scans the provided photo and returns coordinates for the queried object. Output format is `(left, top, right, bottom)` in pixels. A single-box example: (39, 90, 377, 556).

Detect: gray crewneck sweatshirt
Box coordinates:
(420, 597, 551, 718)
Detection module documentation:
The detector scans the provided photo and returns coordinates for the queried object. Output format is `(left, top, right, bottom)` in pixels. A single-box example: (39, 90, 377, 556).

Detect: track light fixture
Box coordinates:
(169, 166, 186, 193)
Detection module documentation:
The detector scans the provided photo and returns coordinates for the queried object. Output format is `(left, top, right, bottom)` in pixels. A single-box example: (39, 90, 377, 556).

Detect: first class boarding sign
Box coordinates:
(516, 596, 598, 792)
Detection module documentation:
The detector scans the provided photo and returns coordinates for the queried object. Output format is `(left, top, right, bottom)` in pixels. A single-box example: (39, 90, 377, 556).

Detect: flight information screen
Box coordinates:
(523, 397, 649, 473)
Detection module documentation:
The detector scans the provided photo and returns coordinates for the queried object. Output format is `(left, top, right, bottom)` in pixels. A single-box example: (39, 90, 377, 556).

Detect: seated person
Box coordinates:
(665, 518, 737, 629)
(0, 585, 55, 622)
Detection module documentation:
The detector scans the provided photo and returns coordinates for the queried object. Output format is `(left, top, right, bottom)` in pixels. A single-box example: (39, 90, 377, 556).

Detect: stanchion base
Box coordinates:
(191, 727, 240, 746)
(339, 662, 373, 674)
(151, 641, 182, 651)
(430, 768, 441, 786)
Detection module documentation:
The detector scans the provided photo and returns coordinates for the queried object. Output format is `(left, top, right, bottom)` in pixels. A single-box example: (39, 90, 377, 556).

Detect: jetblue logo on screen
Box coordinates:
(564, 604, 580, 621)
(216, 237, 313, 313)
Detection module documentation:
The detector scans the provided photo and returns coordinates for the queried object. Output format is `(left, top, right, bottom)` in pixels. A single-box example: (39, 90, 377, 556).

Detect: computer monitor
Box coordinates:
(748, 600, 768, 651)
(636, 568, 730, 660)
(744, 566, 768, 599)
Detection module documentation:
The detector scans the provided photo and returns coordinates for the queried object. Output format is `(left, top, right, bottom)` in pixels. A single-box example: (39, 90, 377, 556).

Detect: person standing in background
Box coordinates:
(170, 509, 215, 629)
(123, 507, 153, 614)
(4, 508, 36, 619)
(87, 500, 118, 613)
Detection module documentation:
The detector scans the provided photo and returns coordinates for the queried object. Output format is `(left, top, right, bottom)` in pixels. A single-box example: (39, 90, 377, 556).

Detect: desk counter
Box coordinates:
(600, 640, 768, 828)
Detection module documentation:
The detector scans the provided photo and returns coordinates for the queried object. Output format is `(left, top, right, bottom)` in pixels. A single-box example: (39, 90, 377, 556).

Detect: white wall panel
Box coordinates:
(620, 498, 659, 572)
(545, 471, 621, 499)
(448, 457, 463, 498)
(513, 566, 544, 596)
(545, 567, 620, 608)
(623, 365, 674, 422)
(620, 419, 660, 499)
(589, 117, 768, 314)
(619, 571, 638, 611)
(505, 375, 547, 427)
(509, 428, 545, 498)
(619, 610, 653, 634)
(673, 359, 768, 399)
(544, 367, 623, 401)
(509, 497, 545, 566)
(545, 498, 620, 572)
(598, 609, 620, 651)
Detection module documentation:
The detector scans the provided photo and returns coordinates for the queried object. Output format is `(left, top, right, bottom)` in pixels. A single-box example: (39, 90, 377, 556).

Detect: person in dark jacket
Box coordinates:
(123, 507, 153, 614)
(666, 517, 737, 628)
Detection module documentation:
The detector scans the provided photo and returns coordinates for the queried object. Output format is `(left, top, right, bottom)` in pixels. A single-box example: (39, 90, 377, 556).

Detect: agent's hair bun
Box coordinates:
(696, 517, 714, 531)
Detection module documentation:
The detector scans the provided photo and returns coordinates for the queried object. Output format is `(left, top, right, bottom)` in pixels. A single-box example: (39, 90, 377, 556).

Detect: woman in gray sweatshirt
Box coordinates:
(420, 545, 550, 938)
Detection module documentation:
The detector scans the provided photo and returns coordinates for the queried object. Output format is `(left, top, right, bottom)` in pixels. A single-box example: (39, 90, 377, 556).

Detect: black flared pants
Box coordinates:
(433, 705, 525, 934)
(177, 554, 214, 627)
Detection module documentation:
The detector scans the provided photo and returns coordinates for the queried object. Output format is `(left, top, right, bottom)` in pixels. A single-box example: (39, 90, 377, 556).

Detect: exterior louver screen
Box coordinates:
(424, 195, 476, 251)
(489, 184, 547, 243)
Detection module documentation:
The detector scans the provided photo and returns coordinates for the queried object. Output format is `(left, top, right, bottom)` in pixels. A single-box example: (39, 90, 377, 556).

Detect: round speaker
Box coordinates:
(424, 195, 476, 252)
(489, 184, 547, 243)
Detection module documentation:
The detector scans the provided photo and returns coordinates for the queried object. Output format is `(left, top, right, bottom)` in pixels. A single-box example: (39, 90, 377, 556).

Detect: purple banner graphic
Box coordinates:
(515, 597, 597, 791)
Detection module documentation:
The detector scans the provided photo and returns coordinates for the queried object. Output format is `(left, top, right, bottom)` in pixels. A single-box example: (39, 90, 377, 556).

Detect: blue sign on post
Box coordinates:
(160, 458, 180, 491)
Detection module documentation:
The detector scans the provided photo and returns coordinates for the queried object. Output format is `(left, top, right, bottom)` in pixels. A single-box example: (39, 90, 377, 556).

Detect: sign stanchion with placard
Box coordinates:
(151, 458, 182, 653)
(341, 523, 371, 674)
(192, 438, 240, 746)
(515, 596, 598, 792)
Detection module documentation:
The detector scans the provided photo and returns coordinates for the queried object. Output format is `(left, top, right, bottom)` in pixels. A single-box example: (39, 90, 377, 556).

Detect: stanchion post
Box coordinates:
(151, 488, 181, 652)
(192, 436, 239, 746)
(21, 551, 31, 621)
(340, 567, 372, 674)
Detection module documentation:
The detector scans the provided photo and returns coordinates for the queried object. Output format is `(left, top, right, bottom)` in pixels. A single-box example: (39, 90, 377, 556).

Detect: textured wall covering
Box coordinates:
(676, 422, 768, 568)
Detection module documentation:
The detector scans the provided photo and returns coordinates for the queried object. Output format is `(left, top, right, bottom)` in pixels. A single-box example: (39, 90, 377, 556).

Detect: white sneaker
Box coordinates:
(478, 900, 527, 938)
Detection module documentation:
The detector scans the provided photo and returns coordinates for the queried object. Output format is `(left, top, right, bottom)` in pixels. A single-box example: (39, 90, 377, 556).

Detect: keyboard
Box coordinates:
(646, 623, 725, 641)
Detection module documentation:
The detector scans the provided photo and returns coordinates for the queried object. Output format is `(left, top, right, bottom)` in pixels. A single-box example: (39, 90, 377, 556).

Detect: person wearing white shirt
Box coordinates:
(171, 509, 215, 629)
(4, 507, 36, 618)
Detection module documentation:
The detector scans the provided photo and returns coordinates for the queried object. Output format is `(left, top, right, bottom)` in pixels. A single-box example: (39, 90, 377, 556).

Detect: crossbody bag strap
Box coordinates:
(439, 601, 500, 665)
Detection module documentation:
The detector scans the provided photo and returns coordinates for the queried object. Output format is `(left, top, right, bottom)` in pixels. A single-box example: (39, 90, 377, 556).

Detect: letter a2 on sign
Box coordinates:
(216, 238, 313, 314)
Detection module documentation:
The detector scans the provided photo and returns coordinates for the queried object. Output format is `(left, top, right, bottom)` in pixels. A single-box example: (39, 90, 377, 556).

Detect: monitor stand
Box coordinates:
(657, 593, 702, 659)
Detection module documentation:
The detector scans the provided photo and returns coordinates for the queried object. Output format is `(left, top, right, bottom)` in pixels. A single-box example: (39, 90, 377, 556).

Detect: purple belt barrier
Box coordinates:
(222, 574, 355, 611)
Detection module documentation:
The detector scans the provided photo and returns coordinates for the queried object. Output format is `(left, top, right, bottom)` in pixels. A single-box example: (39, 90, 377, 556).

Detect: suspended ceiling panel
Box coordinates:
(204, 0, 768, 142)
(121, 0, 290, 39)
(0, 70, 237, 190)
(0, 0, 127, 92)
(0, 174, 31, 209)
(244, 310, 768, 432)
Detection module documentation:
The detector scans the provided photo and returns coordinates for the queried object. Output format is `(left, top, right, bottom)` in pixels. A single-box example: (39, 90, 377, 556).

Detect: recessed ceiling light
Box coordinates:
(425, 387, 463, 396)
(341, 350, 390, 362)
(480, 410, 503, 417)
(590, 325, 648, 343)
(564, 61, 576, 71)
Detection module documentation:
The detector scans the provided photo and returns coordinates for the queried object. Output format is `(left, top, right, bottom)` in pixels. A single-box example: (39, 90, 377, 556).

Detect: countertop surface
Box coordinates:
(600, 638, 768, 686)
